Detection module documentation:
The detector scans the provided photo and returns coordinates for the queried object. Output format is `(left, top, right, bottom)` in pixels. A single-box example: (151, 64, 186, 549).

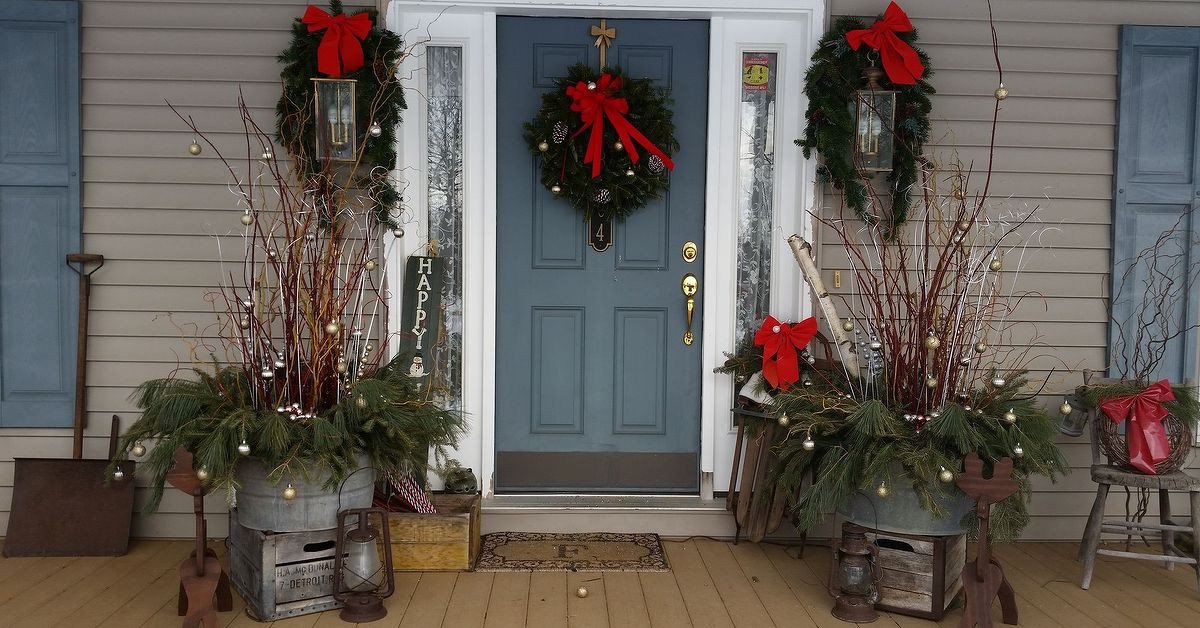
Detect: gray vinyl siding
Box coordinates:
(828, 0, 1200, 539)
(0, 0, 373, 539)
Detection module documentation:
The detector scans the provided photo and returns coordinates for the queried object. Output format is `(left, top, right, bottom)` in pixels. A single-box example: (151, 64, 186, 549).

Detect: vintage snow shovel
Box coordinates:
(2, 254, 136, 557)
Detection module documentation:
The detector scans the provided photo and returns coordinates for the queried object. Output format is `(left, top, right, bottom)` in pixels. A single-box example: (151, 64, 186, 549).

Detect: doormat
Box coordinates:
(475, 532, 670, 572)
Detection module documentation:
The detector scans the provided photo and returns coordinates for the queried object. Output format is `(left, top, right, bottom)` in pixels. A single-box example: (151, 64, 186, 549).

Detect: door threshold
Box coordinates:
(481, 494, 736, 537)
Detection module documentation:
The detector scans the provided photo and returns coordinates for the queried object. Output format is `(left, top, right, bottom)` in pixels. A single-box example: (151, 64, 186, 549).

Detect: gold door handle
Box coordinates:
(682, 273, 698, 346)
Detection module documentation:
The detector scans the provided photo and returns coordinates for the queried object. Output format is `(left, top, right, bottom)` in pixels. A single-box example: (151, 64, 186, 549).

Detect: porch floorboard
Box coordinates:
(0, 538, 1196, 627)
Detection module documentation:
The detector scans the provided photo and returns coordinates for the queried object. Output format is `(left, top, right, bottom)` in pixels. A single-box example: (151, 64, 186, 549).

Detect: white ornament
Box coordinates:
(408, 355, 426, 378)
(261, 368, 274, 379)
(613, 141, 623, 151)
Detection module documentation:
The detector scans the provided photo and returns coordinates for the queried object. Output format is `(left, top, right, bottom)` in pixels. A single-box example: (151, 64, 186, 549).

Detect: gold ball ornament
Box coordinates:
(925, 376, 939, 388)
(1059, 400, 1074, 415)
(364, 260, 377, 271)
(841, 319, 854, 332)
(994, 83, 1010, 101)
(538, 141, 549, 152)
(240, 213, 254, 226)
(238, 440, 251, 456)
(875, 482, 890, 498)
(187, 142, 202, 155)
(576, 586, 589, 598)
(239, 316, 251, 330)
(974, 341, 988, 353)
(196, 466, 209, 481)
(923, 334, 941, 350)
(355, 396, 368, 409)
(939, 467, 954, 483)
(777, 414, 790, 427)
(325, 321, 340, 335)
(131, 442, 146, 457)
(613, 141, 624, 151)
(989, 258, 1003, 272)
(282, 484, 297, 501)
(1003, 409, 1018, 424)
(336, 358, 348, 374)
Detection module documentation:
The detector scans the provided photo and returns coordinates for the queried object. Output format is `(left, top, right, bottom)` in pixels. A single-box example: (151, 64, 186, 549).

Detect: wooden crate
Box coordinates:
(226, 508, 342, 621)
(388, 493, 480, 571)
(865, 529, 966, 620)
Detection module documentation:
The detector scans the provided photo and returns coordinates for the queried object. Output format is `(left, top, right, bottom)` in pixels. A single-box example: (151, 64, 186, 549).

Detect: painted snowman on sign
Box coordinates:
(399, 256, 444, 382)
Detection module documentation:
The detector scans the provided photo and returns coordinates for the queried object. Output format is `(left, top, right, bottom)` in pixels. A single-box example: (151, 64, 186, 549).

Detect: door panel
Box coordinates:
(0, 1, 80, 427)
(496, 17, 708, 492)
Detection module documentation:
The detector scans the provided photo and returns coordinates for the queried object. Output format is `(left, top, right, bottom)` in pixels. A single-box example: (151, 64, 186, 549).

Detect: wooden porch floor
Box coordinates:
(0, 538, 1197, 627)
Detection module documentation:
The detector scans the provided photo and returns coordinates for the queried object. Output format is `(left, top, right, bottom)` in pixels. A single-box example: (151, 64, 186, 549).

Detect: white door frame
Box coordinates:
(387, 0, 823, 498)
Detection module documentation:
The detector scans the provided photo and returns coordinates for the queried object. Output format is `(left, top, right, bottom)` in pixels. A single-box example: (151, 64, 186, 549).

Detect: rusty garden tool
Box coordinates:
(66, 252, 103, 456)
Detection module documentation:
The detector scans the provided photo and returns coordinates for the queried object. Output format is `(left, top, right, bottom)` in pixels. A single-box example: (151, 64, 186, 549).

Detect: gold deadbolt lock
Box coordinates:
(682, 241, 698, 263)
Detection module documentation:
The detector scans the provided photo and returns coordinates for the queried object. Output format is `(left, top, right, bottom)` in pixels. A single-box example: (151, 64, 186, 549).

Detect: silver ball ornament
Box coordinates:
(1003, 409, 1017, 424)
(261, 150, 273, 160)
(238, 441, 251, 456)
(239, 316, 251, 330)
(113, 468, 125, 480)
(992, 377, 1007, 387)
(777, 414, 790, 427)
(260, 368, 274, 379)
(392, 227, 405, 238)
(131, 443, 146, 457)
(869, 341, 883, 351)
(802, 435, 816, 451)
(875, 482, 890, 498)
(369, 122, 383, 137)
(550, 185, 562, 195)
(188, 142, 202, 155)
(957, 220, 972, 232)
(1013, 443, 1024, 458)
(282, 484, 297, 500)
(196, 466, 209, 481)
(586, 81, 597, 91)
(625, 169, 635, 177)
(613, 141, 623, 151)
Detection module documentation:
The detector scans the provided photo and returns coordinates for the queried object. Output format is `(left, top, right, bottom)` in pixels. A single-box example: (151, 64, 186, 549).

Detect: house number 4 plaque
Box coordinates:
(589, 212, 613, 252)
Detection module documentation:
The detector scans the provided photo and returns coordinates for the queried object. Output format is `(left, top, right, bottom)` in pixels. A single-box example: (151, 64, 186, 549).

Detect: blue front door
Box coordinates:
(496, 17, 708, 492)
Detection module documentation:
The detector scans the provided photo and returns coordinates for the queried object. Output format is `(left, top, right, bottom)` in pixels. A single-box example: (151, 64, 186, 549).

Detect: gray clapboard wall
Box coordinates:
(825, 0, 1200, 539)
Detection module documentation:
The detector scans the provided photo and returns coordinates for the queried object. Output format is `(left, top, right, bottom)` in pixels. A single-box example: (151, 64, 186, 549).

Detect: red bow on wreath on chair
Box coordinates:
(753, 315, 818, 390)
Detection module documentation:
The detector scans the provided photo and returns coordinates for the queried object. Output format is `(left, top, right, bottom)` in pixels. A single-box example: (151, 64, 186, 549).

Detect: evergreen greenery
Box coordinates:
(110, 352, 465, 512)
(275, 0, 406, 227)
(524, 64, 677, 221)
(797, 15, 934, 234)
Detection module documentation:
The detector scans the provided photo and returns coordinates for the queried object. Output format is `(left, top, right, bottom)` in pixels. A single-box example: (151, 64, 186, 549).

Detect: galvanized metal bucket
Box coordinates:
(840, 477, 973, 536)
(235, 455, 374, 532)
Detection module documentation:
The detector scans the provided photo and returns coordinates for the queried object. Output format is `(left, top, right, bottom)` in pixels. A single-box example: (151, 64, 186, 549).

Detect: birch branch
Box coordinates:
(787, 234, 860, 374)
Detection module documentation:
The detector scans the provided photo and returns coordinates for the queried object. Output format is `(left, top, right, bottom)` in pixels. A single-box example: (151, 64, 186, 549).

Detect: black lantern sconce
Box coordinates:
(850, 65, 896, 173)
(313, 78, 357, 162)
(828, 522, 880, 623)
(333, 507, 394, 622)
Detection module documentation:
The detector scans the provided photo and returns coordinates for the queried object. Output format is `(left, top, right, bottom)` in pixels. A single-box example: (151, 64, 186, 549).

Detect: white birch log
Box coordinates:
(787, 234, 860, 374)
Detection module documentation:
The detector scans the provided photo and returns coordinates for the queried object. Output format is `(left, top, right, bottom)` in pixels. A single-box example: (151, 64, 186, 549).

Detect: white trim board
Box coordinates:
(387, 1, 823, 500)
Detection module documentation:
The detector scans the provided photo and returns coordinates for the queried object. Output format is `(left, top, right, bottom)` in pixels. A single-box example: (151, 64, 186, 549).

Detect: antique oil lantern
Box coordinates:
(333, 507, 394, 622)
(828, 522, 879, 623)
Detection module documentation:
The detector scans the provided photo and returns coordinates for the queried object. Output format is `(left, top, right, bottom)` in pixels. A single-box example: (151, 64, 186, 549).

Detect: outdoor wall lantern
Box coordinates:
(851, 65, 895, 173)
(313, 78, 357, 162)
(333, 507, 394, 622)
(828, 521, 879, 623)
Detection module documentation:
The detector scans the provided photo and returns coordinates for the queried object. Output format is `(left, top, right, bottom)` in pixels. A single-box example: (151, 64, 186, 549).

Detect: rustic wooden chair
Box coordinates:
(1077, 398, 1200, 593)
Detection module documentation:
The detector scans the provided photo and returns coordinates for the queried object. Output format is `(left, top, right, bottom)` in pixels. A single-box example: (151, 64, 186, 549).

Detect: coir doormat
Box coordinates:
(475, 532, 670, 572)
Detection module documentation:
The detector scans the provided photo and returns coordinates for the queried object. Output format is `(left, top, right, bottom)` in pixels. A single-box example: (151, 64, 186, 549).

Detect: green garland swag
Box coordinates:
(524, 64, 678, 222)
(797, 15, 934, 233)
(275, 1, 406, 227)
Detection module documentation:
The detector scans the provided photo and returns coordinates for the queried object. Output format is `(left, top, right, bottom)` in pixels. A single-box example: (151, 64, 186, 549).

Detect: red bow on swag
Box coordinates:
(1100, 379, 1175, 475)
(565, 74, 675, 178)
(302, 5, 373, 78)
(753, 316, 818, 390)
(845, 1, 926, 85)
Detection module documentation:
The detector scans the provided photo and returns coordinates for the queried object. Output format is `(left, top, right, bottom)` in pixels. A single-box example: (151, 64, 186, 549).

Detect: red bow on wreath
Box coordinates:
(302, 5, 373, 78)
(845, 1, 926, 85)
(566, 73, 675, 179)
(753, 315, 818, 390)
(1100, 379, 1175, 475)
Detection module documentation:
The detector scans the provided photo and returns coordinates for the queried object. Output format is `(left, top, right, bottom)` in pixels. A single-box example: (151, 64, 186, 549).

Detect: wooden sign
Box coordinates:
(589, 212, 613, 252)
(398, 256, 444, 379)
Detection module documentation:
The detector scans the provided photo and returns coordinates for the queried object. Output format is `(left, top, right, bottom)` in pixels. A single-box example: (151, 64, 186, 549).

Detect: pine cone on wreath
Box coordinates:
(593, 188, 612, 204)
(551, 121, 569, 144)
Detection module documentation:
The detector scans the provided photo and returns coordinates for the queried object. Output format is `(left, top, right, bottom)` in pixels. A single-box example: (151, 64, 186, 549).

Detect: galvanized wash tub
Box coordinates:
(235, 455, 375, 532)
(840, 475, 974, 536)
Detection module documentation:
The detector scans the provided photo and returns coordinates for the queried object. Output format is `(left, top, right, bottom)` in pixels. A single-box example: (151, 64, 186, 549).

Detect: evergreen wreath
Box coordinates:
(797, 15, 934, 233)
(524, 64, 678, 221)
(275, 1, 406, 227)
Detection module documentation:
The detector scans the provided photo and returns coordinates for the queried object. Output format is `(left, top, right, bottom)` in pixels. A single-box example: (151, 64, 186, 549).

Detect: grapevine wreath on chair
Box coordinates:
(524, 64, 678, 221)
